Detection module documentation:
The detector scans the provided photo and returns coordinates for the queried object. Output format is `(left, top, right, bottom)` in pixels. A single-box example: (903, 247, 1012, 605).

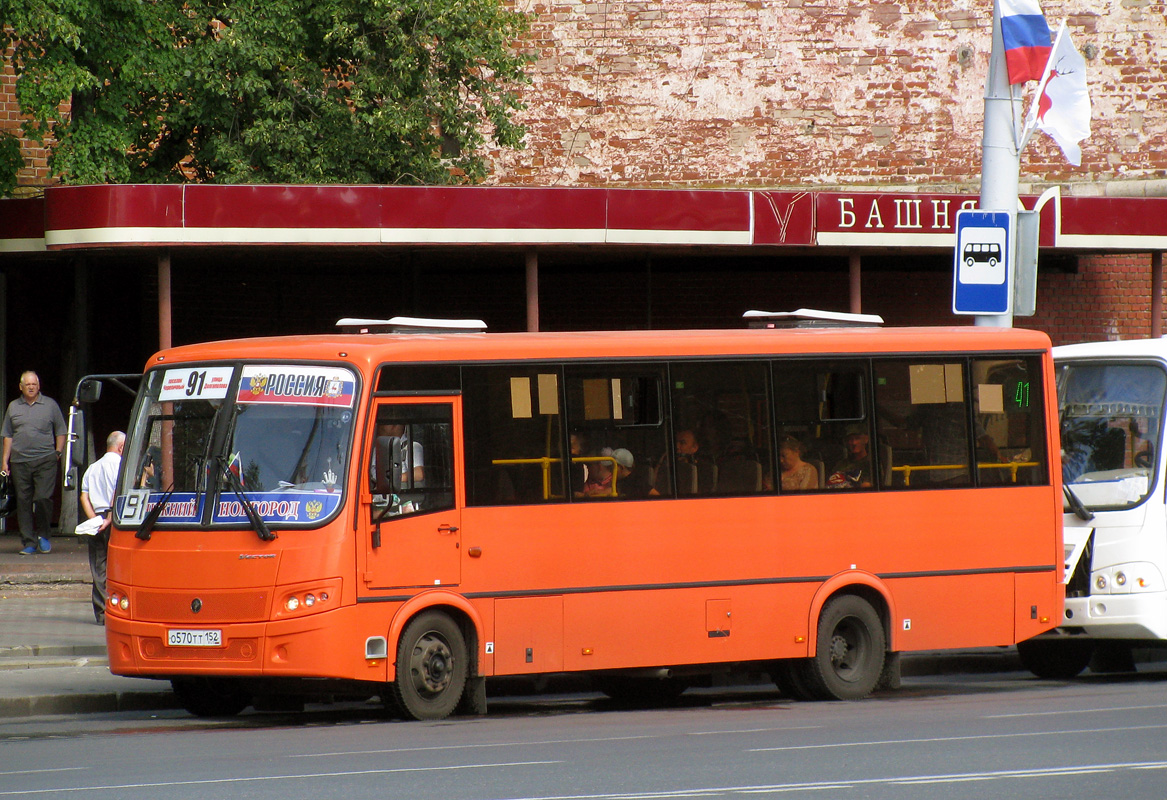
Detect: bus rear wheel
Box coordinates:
(391, 611, 468, 721)
(1017, 637, 1094, 679)
(804, 595, 886, 700)
(171, 677, 252, 718)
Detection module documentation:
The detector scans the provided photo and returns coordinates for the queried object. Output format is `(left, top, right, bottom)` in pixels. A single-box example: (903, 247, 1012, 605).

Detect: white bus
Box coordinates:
(1020, 337, 1167, 678)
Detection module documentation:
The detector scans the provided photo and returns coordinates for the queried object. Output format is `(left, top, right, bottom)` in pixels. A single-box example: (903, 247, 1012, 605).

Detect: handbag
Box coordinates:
(0, 472, 14, 517)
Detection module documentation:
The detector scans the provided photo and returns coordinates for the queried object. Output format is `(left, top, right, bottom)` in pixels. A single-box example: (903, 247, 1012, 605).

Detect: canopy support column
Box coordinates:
(526, 249, 539, 332)
(1153, 251, 1164, 339)
(849, 253, 862, 313)
(158, 249, 172, 350)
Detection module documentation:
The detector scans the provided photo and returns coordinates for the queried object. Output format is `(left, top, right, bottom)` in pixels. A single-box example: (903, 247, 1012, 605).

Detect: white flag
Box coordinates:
(1029, 23, 1091, 165)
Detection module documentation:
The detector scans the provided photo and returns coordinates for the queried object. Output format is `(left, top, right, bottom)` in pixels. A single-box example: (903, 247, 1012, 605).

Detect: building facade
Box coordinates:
(1, 0, 1165, 414)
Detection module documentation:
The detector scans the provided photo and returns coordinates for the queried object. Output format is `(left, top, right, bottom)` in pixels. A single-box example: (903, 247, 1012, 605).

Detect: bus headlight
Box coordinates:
(107, 588, 130, 614)
(276, 580, 340, 619)
(1091, 563, 1165, 595)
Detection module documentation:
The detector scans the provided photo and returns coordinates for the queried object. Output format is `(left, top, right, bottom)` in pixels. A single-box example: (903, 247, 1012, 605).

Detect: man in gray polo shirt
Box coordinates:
(1, 372, 67, 555)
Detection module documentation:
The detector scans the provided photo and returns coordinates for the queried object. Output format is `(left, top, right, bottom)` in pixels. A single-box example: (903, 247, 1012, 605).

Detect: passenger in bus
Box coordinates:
(569, 429, 592, 491)
(827, 424, 873, 489)
(779, 436, 819, 491)
(581, 447, 616, 497)
(651, 428, 705, 496)
(612, 448, 652, 499)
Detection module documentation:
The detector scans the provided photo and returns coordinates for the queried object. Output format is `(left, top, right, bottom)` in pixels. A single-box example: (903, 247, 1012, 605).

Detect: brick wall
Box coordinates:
(492, 0, 1167, 193)
(1, 48, 52, 195)
(1031, 253, 1163, 345)
(5, 2, 1164, 194)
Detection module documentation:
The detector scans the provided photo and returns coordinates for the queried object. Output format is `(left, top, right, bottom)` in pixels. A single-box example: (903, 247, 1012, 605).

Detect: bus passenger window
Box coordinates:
(670, 361, 772, 496)
(565, 365, 668, 500)
(773, 359, 869, 491)
(369, 404, 454, 520)
(462, 366, 565, 506)
(974, 357, 1048, 486)
(874, 360, 971, 488)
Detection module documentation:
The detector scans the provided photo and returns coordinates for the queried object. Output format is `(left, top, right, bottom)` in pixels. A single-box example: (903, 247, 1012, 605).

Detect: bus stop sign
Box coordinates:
(952, 209, 1013, 315)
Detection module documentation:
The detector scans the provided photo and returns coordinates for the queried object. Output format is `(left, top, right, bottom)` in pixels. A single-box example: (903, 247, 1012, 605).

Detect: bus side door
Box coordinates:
(359, 399, 462, 591)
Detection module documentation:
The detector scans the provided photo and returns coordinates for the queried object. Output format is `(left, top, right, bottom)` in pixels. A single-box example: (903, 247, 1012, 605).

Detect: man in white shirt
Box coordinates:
(80, 431, 124, 625)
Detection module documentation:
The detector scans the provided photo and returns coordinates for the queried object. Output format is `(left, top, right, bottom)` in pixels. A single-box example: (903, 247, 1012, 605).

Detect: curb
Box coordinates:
(0, 644, 107, 660)
(0, 688, 179, 719)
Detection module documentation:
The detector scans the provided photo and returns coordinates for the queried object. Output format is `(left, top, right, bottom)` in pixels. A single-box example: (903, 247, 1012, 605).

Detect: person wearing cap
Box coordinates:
(827, 423, 872, 489)
(611, 447, 652, 499)
(581, 447, 616, 497)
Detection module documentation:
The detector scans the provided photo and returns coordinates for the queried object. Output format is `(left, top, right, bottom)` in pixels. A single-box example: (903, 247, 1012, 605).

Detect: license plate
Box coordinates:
(167, 629, 223, 647)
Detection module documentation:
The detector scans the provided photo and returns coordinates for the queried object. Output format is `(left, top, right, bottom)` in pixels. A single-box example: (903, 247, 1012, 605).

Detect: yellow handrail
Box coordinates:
(890, 461, 1040, 487)
(491, 455, 619, 498)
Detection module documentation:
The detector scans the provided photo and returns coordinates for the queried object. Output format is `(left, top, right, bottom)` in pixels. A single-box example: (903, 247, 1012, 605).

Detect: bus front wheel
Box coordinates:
(804, 595, 886, 700)
(1017, 637, 1094, 679)
(391, 610, 468, 721)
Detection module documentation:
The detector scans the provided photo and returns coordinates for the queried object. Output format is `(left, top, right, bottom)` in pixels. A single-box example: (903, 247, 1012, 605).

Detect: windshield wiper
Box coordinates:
(1064, 484, 1095, 521)
(219, 457, 276, 542)
(135, 484, 176, 541)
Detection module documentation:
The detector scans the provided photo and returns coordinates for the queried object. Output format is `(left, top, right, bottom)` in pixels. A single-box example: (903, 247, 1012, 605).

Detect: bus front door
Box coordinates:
(360, 400, 462, 592)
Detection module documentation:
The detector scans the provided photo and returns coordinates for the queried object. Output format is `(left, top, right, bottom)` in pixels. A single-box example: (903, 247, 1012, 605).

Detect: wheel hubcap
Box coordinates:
(410, 632, 454, 696)
(829, 619, 866, 680)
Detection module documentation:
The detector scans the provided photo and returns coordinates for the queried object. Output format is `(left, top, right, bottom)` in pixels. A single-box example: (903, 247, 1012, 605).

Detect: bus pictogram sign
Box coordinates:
(953, 209, 1013, 315)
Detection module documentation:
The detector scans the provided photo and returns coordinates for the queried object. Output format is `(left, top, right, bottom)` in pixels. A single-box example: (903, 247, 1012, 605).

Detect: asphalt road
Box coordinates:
(4, 668, 1167, 800)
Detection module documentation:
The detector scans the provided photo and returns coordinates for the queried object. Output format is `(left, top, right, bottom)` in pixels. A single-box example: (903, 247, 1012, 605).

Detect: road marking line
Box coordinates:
(748, 723, 1167, 751)
(686, 727, 822, 736)
(0, 761, 560, 797)
(290, 736, 652, 758)
(984, 703, 1167, 718)
(482, 761, 1167, 799)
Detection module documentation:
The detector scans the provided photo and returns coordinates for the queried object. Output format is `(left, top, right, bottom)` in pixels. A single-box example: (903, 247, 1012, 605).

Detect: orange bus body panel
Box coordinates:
(106, 325, 1062, 695)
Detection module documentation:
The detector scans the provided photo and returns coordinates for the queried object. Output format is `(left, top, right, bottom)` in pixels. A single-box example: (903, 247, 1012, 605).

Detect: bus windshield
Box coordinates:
(115, 363, 357, 529)
(1057, 361, 1166, 510)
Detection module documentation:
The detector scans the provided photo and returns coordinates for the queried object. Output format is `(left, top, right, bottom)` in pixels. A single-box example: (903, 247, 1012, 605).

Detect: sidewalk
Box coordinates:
(0, 532, 177, 718)
(0, 532, 1028, 720)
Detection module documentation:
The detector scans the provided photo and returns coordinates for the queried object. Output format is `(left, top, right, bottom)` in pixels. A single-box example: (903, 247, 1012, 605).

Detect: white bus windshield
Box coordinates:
(1057, 362, 1165, 510)
(115, 364, 357, 528)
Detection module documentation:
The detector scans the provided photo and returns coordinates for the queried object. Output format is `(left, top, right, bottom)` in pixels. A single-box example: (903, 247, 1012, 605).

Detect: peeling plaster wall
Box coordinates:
(492, 0, 1167, 192)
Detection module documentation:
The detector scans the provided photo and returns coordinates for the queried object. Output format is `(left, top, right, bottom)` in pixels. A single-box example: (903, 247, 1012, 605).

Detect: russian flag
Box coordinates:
(1000, 0, 1052, 85)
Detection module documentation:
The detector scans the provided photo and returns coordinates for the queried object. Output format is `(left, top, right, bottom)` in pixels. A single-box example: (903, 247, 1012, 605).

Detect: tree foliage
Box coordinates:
(0, 0, 531, 186)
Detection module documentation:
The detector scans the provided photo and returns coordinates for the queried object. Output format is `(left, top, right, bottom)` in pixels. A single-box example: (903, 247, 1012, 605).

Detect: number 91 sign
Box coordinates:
(159, 367, 234, 401)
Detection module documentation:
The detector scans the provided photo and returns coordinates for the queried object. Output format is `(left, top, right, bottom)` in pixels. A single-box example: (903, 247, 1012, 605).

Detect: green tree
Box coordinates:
(0, 0, 531, 187)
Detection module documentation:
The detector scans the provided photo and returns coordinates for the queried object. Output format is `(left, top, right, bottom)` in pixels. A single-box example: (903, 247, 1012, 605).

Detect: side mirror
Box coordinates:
(373, 436, 403, 494)
(77, 379, 103, 404)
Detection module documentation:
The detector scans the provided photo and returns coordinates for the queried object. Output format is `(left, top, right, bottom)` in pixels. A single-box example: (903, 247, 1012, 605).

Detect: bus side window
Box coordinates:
(973, 357, 1048, 486)
(463, 366, 566, 506)
(773, 359, 869, 491)
(564, 365, 668, 500)
(671, 360, 772, 496)
(874, 359, 972, 488)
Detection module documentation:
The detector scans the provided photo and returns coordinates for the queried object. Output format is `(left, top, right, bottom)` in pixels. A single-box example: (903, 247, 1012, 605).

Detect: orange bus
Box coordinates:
(103, 317, 1063, 719)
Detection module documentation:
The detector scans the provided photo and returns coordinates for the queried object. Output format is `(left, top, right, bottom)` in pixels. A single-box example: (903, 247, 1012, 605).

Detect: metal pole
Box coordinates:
(849, 253, 862, 313)
(158, 249, 173, 350)
(525, 249, 539, 332)
(976, 0, 1021, 328)
(1153, 251, 1164, 339)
